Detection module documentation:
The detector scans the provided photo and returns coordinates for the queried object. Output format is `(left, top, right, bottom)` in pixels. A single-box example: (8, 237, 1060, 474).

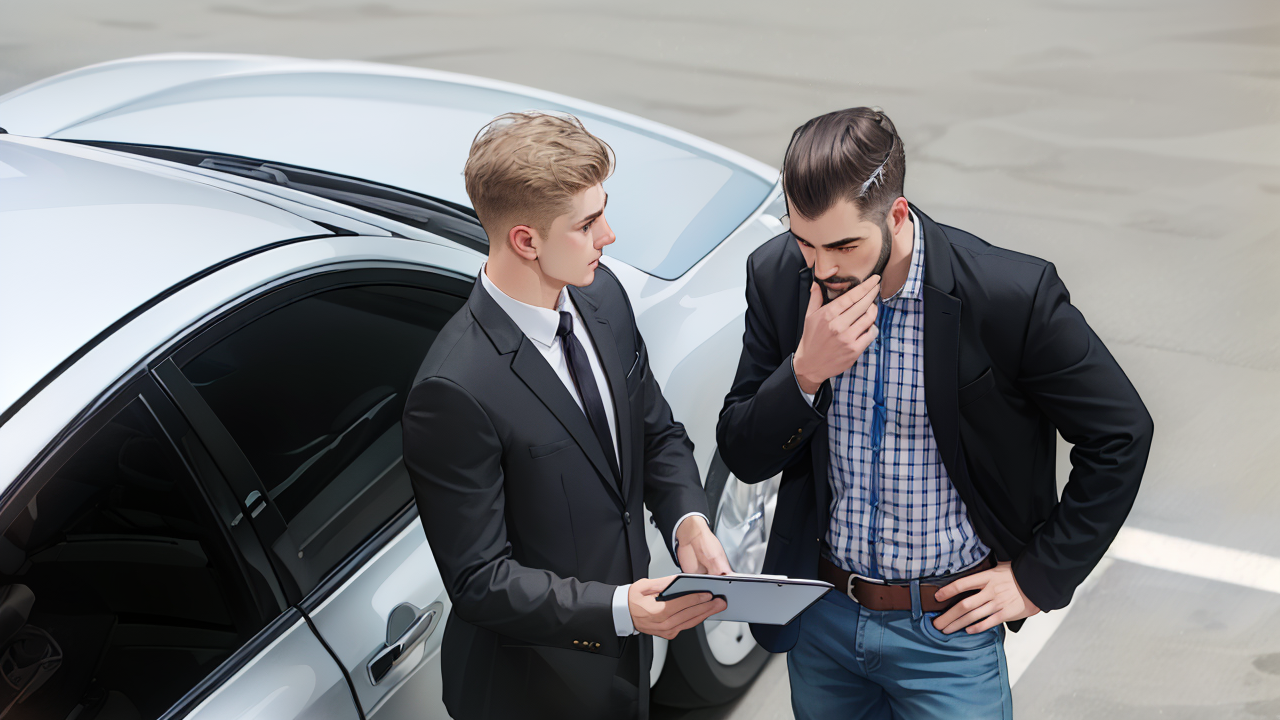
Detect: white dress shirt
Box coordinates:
(479, 266, 705, 636)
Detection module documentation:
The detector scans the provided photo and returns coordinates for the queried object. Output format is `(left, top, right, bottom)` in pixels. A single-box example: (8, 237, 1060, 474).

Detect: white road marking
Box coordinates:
(1006, 557, 1113, 686)
(1008, 527, 1280, 686)
(1106, 526, 1280, 595)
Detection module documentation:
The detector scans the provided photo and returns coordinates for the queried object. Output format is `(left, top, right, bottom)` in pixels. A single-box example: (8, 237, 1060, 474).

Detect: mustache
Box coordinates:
(819, 275, 866, 287)
(818, 275, 872, 304)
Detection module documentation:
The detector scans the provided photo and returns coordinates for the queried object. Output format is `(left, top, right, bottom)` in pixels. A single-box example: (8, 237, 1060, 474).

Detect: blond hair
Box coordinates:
(464, 111, 614, 240)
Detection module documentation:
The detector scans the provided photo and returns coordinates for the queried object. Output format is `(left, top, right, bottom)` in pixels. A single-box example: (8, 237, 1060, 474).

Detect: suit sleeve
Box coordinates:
(716, 258, 832, 485)
(1012, 263, 1154, 611)
(403, 376, 619, 653)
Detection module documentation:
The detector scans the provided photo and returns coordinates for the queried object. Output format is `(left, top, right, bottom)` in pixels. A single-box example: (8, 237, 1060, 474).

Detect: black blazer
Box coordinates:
(716, 206, 1153, 653)
(403, 265, 707, 720)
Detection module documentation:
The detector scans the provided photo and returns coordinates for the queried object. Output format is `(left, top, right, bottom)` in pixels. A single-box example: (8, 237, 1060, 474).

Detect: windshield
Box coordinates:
(51, 74, 774, 280)
(592, 121, 773, 279)
(395, 82, 775, 279)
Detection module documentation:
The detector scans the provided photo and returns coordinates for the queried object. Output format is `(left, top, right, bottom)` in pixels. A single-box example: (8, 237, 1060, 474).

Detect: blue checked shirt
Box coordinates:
(811, 213, 989, 580)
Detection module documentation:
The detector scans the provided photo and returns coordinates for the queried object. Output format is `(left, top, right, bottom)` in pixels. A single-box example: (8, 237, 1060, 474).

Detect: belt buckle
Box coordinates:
(845, 571, 883, 600)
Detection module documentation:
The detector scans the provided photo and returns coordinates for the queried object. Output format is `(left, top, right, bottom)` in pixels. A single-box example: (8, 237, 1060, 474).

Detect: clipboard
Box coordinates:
(656, 573, 833, 625)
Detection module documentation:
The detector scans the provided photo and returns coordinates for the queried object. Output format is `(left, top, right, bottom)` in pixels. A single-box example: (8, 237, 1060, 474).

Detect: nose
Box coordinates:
(596, 216, 617, 248)
(814, 254, 839, 281)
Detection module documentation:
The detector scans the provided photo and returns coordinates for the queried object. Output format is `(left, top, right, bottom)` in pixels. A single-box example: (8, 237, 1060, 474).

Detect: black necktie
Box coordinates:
(557, 310, 622, 488)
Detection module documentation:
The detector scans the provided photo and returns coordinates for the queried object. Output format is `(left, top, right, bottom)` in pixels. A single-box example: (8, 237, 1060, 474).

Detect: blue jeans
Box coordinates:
(787, 584, 1012, 719)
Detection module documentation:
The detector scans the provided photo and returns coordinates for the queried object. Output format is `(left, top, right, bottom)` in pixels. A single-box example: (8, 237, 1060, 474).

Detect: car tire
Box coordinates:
(651, 451, 779, 709)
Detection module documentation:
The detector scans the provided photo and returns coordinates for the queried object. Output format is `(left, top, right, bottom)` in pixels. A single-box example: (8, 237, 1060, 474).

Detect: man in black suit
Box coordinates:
(717, 108, 1153, 718)
(403, 111, 730, 720)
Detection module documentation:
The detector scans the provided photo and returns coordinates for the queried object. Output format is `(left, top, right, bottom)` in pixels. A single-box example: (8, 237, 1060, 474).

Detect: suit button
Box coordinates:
(624, 511, 632, 525)
(592, 642, 601, 651)
(783, 434, 800, 449)
(573, 640, 580, 647)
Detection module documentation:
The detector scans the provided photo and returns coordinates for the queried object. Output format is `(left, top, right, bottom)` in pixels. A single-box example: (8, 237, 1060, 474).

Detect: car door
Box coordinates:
(0, 372, 359, 720)
(153, 266, 469, 719)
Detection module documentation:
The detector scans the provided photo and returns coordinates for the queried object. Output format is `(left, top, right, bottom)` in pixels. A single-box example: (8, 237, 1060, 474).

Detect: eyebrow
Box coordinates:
(791, 230, 866, 249)
(577, 192, 609, 226)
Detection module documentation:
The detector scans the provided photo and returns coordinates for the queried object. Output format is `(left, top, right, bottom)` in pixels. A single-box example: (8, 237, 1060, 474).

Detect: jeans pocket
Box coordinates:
(921, 612, 1001, 650)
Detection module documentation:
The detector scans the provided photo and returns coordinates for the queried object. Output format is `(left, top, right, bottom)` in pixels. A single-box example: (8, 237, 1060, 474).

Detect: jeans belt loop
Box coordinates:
(909, 580, 923, 621)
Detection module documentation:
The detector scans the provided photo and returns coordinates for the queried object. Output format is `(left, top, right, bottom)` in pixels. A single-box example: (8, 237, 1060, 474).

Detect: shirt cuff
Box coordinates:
(672, 511, 711, 557)
(792, 356, 817, 406)
(612, 584, 636, 636)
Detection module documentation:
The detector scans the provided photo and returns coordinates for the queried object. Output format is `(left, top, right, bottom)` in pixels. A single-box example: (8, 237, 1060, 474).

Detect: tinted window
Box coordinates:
(0, 395, 268, 719)
(180, 283, 459, 593)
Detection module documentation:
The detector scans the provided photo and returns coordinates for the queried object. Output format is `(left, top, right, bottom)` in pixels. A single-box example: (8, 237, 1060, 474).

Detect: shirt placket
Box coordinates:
(866, 301, 894, 580)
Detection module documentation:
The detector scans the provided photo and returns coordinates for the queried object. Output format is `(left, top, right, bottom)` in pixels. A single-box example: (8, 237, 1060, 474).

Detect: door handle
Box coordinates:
(367, 602, 440, 685)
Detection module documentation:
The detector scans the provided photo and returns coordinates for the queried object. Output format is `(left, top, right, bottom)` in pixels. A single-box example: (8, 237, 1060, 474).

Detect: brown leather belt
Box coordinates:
(818, 556, 995, 613)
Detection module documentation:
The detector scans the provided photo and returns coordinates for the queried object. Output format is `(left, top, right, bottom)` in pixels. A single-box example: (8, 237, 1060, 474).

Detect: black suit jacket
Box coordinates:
(716, 206, 1153, 653)
(403, 265, 707, 719)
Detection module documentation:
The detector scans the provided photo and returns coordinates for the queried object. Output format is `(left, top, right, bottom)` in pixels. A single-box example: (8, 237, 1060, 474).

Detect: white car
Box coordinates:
(0, 53, 788, 720)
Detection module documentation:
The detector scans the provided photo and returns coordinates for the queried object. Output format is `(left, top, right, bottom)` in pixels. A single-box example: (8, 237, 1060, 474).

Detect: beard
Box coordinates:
(819, 219, 894, 304)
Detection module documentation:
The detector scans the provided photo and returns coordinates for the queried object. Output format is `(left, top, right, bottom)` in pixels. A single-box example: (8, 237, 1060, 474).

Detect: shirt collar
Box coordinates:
(479, 263, 571, 349)
(884, 210, 925, 304)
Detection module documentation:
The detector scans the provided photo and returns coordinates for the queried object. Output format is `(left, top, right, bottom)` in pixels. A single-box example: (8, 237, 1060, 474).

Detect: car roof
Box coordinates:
(0, 134, 330, 421)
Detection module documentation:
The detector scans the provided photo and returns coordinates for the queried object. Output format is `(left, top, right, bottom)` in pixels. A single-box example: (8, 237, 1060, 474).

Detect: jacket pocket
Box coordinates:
(625, 346, 645, 395)
(529, 437, 575, 459)
(958, 367, 996, 407)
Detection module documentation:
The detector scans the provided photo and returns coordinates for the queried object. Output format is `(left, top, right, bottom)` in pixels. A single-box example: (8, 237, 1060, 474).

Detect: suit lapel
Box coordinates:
(468, 278, 626, 509)
(916, 206, 963, 474)
(795, 264, 812, 348)
(792, 260, 831, 520)
(922, 287, 961, 470)
(510, 346, 625, 507)
(569, 286, 632, 501)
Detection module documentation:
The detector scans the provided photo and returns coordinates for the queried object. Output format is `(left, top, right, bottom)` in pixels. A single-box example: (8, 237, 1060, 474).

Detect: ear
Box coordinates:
(507, 224, 539, 262)
(889, 197, 911, 235)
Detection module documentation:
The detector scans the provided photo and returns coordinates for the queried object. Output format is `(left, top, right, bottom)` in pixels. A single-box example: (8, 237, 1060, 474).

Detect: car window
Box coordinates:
(178, 283, 461, 595)
(0, 389, 274, 719)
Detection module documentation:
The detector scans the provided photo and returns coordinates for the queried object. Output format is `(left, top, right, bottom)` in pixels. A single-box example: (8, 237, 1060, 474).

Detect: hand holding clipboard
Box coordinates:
(657, 573, 833, 625)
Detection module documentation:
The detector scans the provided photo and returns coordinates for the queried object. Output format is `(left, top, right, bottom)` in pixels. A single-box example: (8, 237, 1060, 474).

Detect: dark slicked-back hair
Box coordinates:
(782, 107, 906, 222)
